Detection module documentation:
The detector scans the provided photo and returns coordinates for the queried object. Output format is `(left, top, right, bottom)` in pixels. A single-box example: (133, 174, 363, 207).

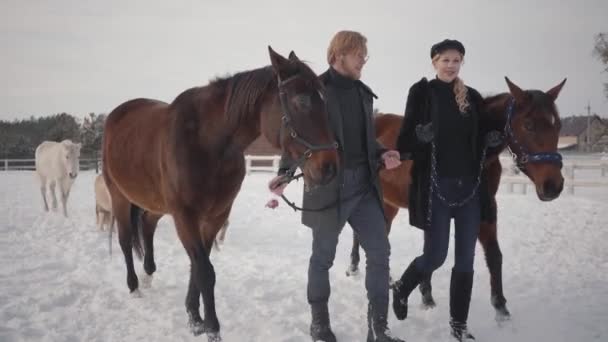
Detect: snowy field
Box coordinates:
(1, 170, 607, 342)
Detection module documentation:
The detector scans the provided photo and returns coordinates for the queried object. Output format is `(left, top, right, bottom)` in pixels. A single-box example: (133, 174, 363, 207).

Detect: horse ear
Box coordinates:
(288, 51, 300, 62)
(546, 78, 567, 101)
(268, 46, 289, 75)
(505, 77, 527, 103)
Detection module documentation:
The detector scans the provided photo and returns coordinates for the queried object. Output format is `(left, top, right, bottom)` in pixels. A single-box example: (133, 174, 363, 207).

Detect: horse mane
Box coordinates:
(210, 66, 277, 127)
(209, 60, 322, 128)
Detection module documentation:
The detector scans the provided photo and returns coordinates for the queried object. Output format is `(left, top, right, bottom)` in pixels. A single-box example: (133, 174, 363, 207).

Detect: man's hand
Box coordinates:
(485, 130, 504, 148)
(268, 175, 289, 196)
(381, 150, 402, 170)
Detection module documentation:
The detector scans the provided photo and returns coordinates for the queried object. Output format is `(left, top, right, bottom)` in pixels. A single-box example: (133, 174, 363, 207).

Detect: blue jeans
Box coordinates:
(415, 177, 480, 273)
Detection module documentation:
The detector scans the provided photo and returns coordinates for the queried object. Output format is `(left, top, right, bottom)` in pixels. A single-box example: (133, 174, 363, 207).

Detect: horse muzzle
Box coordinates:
(537, 177, 564, 201)
(69, 172, 78, 179)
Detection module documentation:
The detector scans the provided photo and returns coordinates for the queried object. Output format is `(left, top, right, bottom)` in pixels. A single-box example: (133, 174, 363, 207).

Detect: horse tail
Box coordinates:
(108, 219, 113, 258)
(130, 203, 144, 259)
(108, 214, 116, 258)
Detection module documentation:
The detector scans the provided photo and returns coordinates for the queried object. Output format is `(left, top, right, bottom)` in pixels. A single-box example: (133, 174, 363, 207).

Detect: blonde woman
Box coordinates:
(392, 39, 501, 341)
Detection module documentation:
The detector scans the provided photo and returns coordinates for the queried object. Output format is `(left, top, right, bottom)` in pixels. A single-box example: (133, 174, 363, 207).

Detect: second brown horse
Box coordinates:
(348, 77, 566, 321)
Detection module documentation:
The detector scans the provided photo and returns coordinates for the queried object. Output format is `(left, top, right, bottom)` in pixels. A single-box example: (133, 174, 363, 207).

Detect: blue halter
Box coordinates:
(504, 97, 563, 170)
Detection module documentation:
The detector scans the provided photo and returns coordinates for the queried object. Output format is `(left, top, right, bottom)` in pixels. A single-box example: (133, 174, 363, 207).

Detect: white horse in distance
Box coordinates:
(35, 140, 81, 217)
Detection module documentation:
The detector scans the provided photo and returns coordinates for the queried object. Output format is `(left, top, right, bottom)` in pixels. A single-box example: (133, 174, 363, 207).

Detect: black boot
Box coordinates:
(449, 269, 475, 341)
(392, 260, 425, 320)
(367, 304, 405, 342)
(310, 303, 336, 342)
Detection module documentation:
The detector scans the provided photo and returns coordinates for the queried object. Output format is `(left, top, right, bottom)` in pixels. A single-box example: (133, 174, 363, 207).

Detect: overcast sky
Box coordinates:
(1, 0, 607, 121)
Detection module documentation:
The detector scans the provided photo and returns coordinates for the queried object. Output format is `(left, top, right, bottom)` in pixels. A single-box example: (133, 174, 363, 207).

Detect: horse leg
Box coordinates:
(110, 213, 116, 232)
(346, 234, 361, 277)
(141, 212, 162, 287)
(49, 180, 58, 210)
(96, 205, 101, 230)
(39, 177, 49, 211)
(174, 210, 222, 340)
(60, 186, 69, 217)
(108, 183, 141, 293)
(479, 221, 511, 321)
(418, 272, 436, 309)
(186, 266, 204, 335)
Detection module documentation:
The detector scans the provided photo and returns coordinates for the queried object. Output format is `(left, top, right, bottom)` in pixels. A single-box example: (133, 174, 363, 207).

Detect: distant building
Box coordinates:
(559, 115, 608, 152)
(245, 135, 280, 155)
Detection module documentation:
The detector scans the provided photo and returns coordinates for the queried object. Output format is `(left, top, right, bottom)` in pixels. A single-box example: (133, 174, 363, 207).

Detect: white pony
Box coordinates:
(35, 140, 81, 217)
(95, 173, 114, 231)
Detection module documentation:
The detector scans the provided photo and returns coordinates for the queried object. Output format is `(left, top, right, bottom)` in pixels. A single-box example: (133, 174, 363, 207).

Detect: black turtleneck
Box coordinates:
(329, 67, 368, 169)
(430, 77, 475, 178)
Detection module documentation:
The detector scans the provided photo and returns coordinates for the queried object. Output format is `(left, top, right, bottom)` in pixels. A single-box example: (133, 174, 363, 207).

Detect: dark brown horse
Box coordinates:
(348, 77, 566, 320)
(102, 47, 338, 341)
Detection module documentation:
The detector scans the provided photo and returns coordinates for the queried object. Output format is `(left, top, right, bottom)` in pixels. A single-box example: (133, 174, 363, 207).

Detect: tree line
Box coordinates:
(0, 113, 106, 159)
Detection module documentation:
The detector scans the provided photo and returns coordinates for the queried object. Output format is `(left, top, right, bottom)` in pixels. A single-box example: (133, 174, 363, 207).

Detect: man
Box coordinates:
(269, 31, 404, 342)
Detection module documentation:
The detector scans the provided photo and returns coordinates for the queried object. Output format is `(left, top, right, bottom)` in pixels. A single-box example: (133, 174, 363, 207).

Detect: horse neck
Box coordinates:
(483, 93, 513, 155)
(178, 67, 279, 154)
(226, 79, 281, 152)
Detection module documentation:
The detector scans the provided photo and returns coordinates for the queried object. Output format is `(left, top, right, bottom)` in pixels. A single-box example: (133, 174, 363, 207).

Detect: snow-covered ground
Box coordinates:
(1, 170, 607, 342)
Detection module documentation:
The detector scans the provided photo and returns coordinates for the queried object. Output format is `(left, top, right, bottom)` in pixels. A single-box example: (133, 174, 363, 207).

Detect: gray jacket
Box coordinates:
(278, 69, 387, 229)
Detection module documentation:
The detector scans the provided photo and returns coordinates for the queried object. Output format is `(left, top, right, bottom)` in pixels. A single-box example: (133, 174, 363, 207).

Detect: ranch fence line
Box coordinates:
(3, 155, 607, 195)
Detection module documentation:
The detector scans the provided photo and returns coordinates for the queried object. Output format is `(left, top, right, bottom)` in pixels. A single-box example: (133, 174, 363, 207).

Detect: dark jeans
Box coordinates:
(415, 177, 480, 273)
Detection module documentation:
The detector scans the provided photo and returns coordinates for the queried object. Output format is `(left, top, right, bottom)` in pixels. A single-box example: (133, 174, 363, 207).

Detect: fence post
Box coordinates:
(522, 182, 527, 195)
(507, 182, 514, 194)
(4, 159, 7, 171)
(245, 156, 251, 175)
(565, 165, 575, 194)
(272, 155, 280, 172)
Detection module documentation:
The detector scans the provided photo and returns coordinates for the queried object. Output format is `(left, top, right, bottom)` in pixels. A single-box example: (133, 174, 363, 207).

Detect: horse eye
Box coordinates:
(294, 95, 311, 110)
(524, 119, 535, 131)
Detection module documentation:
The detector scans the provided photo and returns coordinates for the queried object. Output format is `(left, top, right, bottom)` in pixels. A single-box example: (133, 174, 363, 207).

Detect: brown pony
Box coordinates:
(102, 47, 338, 341)
(348, 77, 566, 321)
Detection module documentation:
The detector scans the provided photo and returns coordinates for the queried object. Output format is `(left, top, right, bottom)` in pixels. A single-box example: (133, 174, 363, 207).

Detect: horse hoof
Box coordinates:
(140, 273, 153, 289)
(421, 296, 436, 309)
(189, 321, 206, 336)
(130, 289, 143, 298)
(345, 265, 359, 277)
(207, 332, 222, 342)
(495, 306, 511, 322)
(421, 301, 436, 310)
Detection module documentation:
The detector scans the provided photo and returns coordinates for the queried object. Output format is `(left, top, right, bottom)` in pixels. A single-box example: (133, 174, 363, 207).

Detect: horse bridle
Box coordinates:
(277, 74, 338, 180)
(504, 97, 563, 171)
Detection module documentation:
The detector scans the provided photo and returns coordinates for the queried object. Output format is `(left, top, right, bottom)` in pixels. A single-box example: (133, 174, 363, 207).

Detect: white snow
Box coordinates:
(1, 170, 607, 342)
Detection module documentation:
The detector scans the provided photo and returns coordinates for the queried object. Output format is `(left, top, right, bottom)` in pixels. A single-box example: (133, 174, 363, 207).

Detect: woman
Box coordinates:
(392, 39, 501, 341)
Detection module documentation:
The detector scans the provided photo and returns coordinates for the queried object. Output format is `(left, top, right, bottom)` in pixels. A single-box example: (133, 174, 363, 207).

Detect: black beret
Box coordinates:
(430, 39, 465, 59)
